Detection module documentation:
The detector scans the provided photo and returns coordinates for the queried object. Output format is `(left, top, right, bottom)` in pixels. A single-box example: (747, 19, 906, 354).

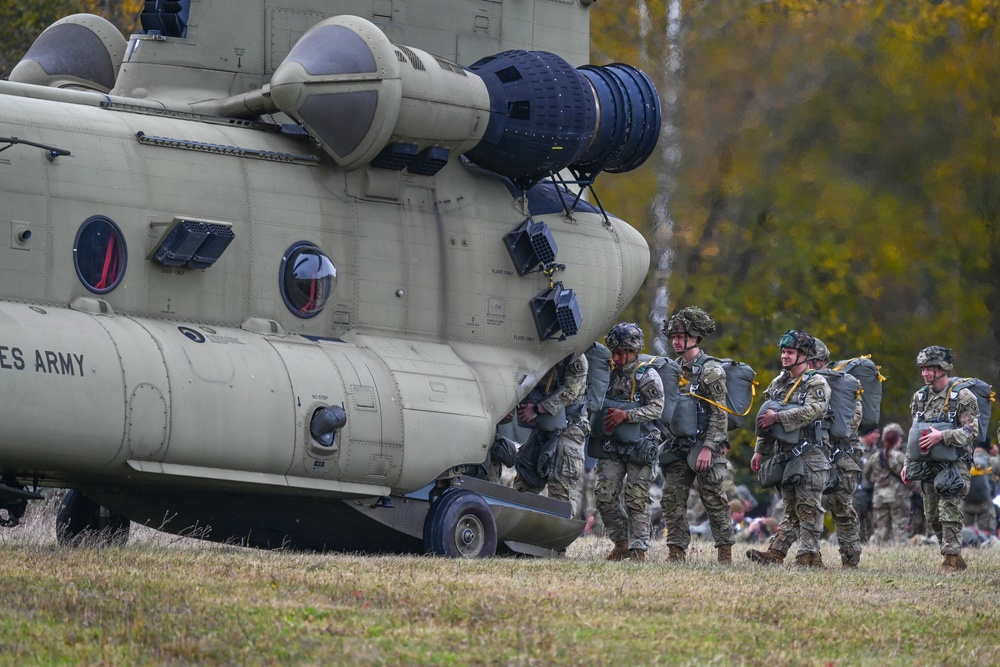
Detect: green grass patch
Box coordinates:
(1, 500, 998, 665)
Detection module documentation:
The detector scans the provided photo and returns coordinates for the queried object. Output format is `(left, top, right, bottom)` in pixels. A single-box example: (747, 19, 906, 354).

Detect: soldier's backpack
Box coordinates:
(832, 356, 884, 433)
(914, 377, 994, 448)
(637, 353, 681, 428)
(966, 450, 995, 504)
(683, 356, 757, 431)
(948, 378, 994, 448)
(811, 369, 861, 443)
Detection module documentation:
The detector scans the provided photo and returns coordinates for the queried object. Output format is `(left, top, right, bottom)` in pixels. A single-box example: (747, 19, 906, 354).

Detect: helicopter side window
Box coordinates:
(280, 242, 337, 319)
(74, 215, 127, 294)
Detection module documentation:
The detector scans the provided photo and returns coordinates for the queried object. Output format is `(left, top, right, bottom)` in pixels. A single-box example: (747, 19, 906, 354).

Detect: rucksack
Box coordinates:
(948, 378, 994, 448)
(811, 369, 861, 442)
(677, 355, 758, 432)
(966, 451, 995, 504)
(915, 377, 994, 448)
(832, 356, 884, 432)
(637, 353, 681, 426)
(584, 343, 612, 421)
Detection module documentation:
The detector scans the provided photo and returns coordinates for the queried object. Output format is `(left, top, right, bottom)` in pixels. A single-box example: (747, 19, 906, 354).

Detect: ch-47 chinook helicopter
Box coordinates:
(0, 0, 659, 557)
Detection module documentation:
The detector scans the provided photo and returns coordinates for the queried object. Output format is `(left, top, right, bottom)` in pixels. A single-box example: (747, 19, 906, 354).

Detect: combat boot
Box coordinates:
(628, 548, 646, 562)
(667, 545, 686, 562)
(941, 554, 968, 572)
(605, 539, 629, 561)
(746, 548, 785, 565)
(792, 552, 824, 568)
(717, 545, 732, 565)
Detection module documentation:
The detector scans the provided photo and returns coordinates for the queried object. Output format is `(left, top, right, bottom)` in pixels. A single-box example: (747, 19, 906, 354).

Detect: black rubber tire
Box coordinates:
(423, 488, 497, 558)
(56, 490, 130, 546)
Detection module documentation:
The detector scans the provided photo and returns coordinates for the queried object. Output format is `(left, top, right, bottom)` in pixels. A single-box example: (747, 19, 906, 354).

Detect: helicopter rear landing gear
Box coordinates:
(56, 490, 130, 546)
(422, 488, 497, 558)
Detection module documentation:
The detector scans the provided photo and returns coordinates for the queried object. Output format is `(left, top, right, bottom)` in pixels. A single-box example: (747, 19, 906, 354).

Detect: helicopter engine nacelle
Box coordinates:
(269, 15, 660, 187)
(8, 14, 126, 93)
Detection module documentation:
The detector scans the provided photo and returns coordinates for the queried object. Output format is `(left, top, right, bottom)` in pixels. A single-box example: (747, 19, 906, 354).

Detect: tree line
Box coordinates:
(593, 0, 1000, 472)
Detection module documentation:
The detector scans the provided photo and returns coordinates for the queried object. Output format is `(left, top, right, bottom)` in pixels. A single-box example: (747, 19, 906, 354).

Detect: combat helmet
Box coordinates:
(663, 306, 716, 339)
(606, 322, 644, 352)
(778, 329, 816, 357)
(809, 338, 830, 364)
(916, 346, 953, 372)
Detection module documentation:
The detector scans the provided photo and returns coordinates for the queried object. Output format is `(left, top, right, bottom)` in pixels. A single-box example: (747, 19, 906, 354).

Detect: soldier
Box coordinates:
(863, 423, 910, 545)
(515, 354, 589, 516)
(595, 322, 665, 562)
(854, 425, 881, 543)
(659, 306, 735, 564)
(902, 346, 979, 572)
(806, 339, 863, 568)
(960, 442, 999, 534)
(748, 330, 831, 567)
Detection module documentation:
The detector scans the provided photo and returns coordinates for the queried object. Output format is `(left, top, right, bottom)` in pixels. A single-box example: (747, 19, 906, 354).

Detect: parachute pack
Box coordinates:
(659, 355, 757, 433)
(584, 343, 612, 422)
(637, 353, 681, 426)
(914, 377, 995, 448)
(966, 450, 997, 504)
(692, 356, 758, 431)
(948, 378, 994, 448)
(832, 356, 884, 433)
(810, 368, 861, 443)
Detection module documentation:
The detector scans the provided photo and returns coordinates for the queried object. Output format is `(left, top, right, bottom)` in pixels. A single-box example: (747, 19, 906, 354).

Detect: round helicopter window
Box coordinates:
(74, 215, 127, 294)
(280, 242, 337, 318)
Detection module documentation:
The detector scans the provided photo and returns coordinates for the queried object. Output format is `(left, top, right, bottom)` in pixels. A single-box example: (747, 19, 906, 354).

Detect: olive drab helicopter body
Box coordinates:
(0, 0, 659, 556)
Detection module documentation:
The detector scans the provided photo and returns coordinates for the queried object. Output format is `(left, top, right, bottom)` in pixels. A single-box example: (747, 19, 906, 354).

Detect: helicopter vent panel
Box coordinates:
(397, 45, 426, 71)
(372, 142, 419, 171)
(434, 57, 468, 77)
(407, 147, 450, 176)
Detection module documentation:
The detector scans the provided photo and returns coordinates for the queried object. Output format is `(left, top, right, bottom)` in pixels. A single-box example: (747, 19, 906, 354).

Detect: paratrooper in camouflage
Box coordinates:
(904, 346, 978, 572)
(862, 423, 910, 545)
(515, 353, 590, 516)
(748, 330, 831, 567)
(596, 322, 665, 562)
(807, 338, 863, 568)
(659, 307, 735, 564)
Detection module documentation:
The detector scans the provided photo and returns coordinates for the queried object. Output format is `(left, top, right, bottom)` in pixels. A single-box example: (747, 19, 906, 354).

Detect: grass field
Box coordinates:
(1, 498, 998, 666)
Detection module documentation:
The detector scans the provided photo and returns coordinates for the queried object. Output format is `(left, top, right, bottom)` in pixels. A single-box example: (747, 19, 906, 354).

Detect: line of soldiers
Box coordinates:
(502, 307, 991, 572)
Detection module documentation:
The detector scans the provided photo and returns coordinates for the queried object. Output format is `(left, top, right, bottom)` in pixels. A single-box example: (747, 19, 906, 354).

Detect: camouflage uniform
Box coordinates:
(855, 436, 878, 543)
(825, 396, 863, 566)
(907, 380, 978, 558)
(754, 370, 831, 559)
(960, 449, 999, 532)
(810, 339, 863, 566)
(660, 351, 733, 553)
(595, 356, 664, 553)
(863, 444, 910, 545)
(530, 354, 589, 516)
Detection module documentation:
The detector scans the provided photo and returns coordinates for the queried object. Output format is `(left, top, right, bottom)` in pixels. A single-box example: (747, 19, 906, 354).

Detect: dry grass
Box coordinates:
(1, 497, 998, 666)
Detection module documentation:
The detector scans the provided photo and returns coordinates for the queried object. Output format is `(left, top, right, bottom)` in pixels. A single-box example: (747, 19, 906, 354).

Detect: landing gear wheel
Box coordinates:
(423, 488, 497, 558)
(56, 490, 130, 546)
